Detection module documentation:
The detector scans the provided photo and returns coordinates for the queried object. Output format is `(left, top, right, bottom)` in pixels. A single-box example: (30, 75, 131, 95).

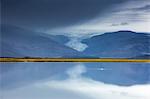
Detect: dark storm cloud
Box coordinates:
(1, 0, 129, 30)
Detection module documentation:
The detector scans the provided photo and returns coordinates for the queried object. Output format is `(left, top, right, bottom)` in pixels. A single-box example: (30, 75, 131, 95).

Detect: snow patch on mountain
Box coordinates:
(66, 38, 88, 52)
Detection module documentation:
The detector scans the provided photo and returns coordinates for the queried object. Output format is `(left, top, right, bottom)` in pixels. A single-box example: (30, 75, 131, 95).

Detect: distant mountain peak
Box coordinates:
(82, 31, 149, 58)
(117, 30, 136, 33)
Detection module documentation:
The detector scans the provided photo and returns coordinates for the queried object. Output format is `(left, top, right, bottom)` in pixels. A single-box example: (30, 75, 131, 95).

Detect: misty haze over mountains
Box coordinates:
(0, 24, 150, 58)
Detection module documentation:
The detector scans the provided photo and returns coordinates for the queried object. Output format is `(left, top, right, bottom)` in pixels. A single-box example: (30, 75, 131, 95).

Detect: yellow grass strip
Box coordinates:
(0, 58, 150, 63)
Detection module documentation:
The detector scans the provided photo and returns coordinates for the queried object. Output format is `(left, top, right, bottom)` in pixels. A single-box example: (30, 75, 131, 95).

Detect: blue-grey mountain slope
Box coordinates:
(0, 24, 79, 57)
(82, 31, 150, 58)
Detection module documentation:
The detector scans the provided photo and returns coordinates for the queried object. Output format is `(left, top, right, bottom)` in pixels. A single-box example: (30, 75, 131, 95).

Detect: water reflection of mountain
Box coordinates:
(1, 62, 149, 90)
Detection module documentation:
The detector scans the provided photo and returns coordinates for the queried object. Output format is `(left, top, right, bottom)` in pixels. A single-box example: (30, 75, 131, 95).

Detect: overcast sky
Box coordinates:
(49, 0, 150, 37)
(2, 0, 150, 37)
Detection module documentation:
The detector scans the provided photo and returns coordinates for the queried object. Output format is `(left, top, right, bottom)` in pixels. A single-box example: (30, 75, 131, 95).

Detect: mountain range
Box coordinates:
(0, 24, 79, 57)
(82, 31, 150, 58)
(0, 24, 149, 58)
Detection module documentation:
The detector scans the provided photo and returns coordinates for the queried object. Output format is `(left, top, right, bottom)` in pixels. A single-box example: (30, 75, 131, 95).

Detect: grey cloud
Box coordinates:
(111, 22, 129, 26)
(120, 22, 128, 25)
(131, 5, 150, 11)
(117, 4, 150, 13)
(1, 0, 129, 30)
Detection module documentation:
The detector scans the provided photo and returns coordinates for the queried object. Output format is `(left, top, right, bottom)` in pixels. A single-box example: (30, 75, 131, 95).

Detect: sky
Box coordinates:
(2, 0, 150, 51)
(49, 0, 150, 37)
(0, 62, 150, 99)
(2, 0, 150, 37)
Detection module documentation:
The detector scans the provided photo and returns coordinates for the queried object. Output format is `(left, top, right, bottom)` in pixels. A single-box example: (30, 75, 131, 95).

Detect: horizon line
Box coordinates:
(0, 58, 150, 63)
